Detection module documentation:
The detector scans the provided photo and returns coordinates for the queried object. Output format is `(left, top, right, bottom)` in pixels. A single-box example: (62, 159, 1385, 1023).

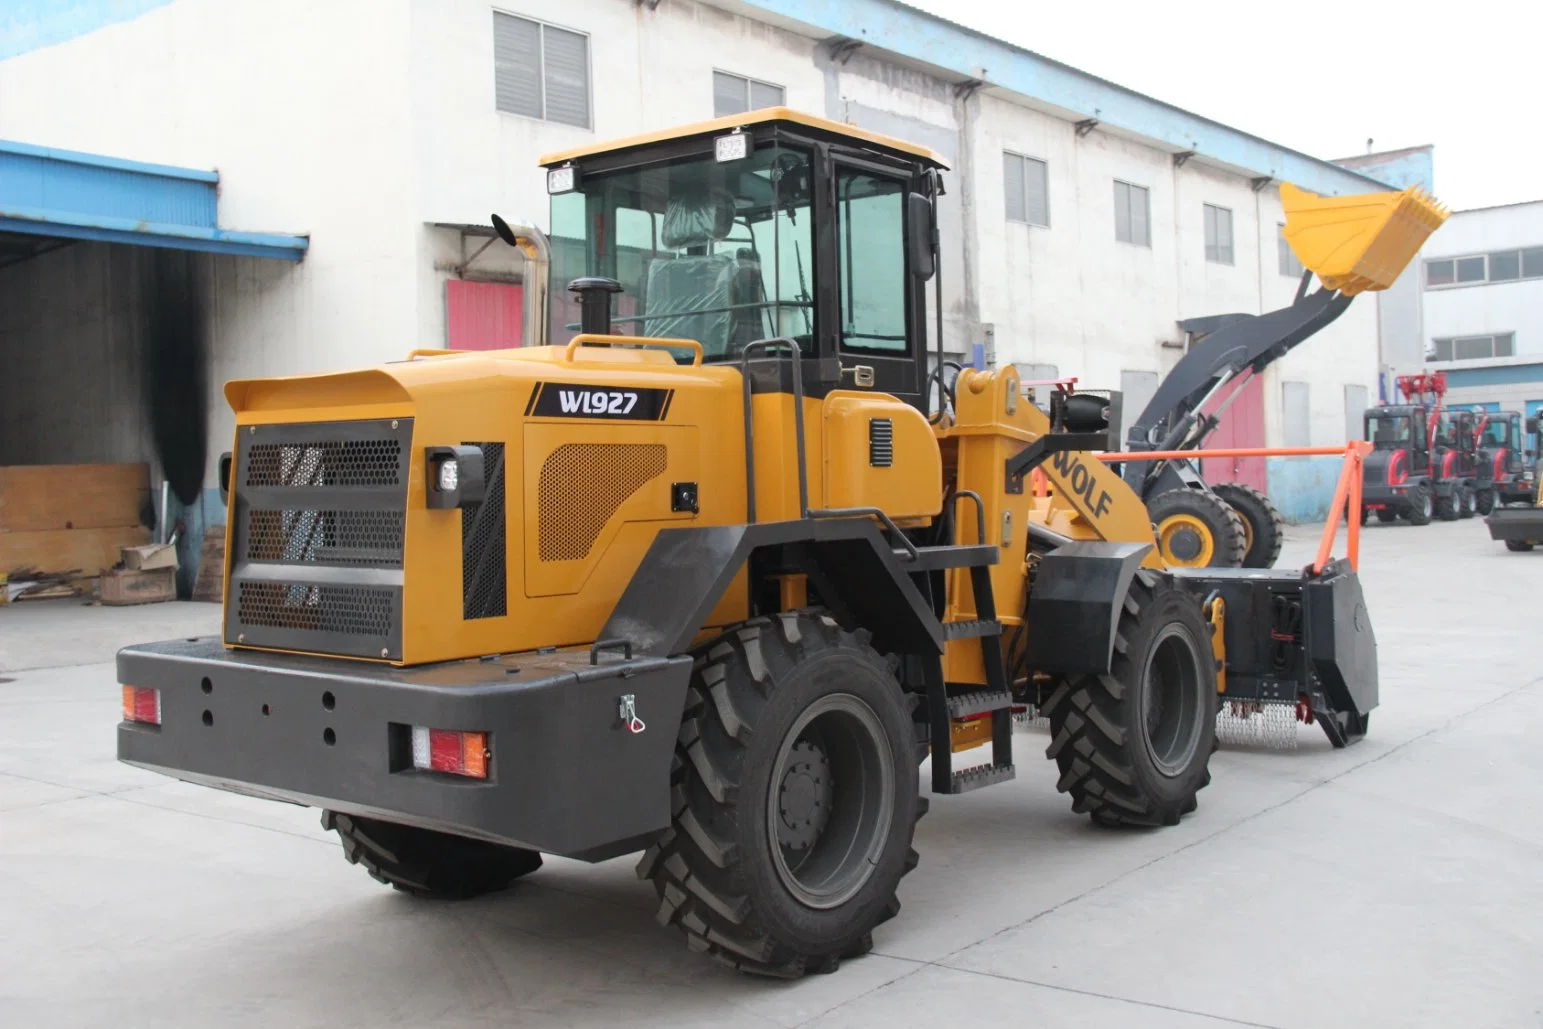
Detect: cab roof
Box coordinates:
(538, 107, 949, 170)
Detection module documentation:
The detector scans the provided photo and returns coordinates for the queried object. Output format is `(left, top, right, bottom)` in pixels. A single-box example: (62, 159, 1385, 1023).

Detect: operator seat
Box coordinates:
(643, 192, 750, 359)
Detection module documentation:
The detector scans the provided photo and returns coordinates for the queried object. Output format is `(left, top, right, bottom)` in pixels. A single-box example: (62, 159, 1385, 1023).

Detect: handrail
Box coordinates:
(1094, 442, 1372, 575)
(563, 334, 703, 366)
(739, 338, 808, 523)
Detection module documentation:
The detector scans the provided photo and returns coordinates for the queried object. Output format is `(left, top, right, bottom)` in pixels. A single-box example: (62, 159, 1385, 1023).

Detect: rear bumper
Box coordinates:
(1486, 508, 1543, 543)
(1360, 482, 1410, 507)
(116, 639, 691, 860)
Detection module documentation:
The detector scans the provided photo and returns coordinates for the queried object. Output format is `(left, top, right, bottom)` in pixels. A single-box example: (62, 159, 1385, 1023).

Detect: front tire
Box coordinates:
(1042, 571, 1217, 827)
(1506, 540, 1535, 552)
(1435, 488, 1459, 521)
(1476, 489, 1497, 515)
(1406, 483, 1434, 525)
(1458, 487, 1477, 519)
(640, 612, 921, 978)
(1211, 482, 1284, 568)
(1375, 508, 1399, 524)
(1147, 488, 1247, 568)
(322, 812, 542, 898)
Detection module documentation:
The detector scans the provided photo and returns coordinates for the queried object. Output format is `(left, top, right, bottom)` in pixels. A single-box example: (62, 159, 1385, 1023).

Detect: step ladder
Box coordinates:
(915, 552, 1015, 795)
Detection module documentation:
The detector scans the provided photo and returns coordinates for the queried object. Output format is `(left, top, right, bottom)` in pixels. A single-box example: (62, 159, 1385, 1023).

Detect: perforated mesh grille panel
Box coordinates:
(246, 509, 405, 567)
(538, 443, 667, 561)
(245, 439, 402, 487)
(461, 442, 507, 619)
(229, 418, 409, 660)
(237, 581, 393, 637)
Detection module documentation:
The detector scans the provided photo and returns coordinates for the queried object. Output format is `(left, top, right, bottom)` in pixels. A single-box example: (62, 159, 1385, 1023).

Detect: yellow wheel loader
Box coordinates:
(1123, 183, 1446, 568)
(118, 110, 1378, 977)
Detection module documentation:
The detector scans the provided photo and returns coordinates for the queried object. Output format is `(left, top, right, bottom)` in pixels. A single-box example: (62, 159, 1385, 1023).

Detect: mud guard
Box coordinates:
(600, 518, 946, 659)
(1021, 541, 1153, 675)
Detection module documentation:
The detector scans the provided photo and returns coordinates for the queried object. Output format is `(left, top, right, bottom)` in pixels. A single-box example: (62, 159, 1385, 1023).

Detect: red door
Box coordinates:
(1199, 374, 1268, 492)
(446, 280, 523, 350)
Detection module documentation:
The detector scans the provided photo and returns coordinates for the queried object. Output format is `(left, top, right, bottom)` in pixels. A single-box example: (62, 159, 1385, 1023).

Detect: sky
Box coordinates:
(907, 0, 1536, 211)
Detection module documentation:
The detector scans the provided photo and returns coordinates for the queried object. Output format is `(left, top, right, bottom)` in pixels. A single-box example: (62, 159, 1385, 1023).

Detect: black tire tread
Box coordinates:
(1406, 483, 1433, 526)
(1211, 482, 1285, 568)
(1147, 488, 1248, 568)
(1043, 571, 1215, 827)
(639, 611, 918, 979)
(322, 811, 542, 899)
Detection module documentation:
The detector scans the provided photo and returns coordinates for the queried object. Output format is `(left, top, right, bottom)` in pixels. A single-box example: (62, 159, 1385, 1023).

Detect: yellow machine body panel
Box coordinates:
(822, 391, 942, 521)
(935, 365, 1160, 685)
(1280, 181, 1448, 297)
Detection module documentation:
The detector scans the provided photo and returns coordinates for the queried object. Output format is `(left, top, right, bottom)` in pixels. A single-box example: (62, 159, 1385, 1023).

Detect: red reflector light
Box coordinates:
(121, 686, 161, 725)
(410, 726, 488, 779)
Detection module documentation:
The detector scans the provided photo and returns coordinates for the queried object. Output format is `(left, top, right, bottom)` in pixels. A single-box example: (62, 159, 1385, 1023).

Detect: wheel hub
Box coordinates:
(777, 740, 832, 851)
(1158, 513, 1213, 566)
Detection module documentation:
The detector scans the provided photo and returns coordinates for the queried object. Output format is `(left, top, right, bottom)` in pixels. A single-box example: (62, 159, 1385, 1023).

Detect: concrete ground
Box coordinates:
(2, 520, 1541, 1028)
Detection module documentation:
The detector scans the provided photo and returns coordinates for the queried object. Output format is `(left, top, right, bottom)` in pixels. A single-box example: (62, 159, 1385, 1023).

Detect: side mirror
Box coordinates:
(907, 192, 936, 281)
(218, 452, 233, 507)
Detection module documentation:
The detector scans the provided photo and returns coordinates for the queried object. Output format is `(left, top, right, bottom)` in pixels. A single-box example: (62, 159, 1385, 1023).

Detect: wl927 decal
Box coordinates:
(526, 382, 674, 421)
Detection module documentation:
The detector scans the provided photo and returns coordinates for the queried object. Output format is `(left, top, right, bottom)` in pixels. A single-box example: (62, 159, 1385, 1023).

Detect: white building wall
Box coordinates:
(1422, 202, 1543, 360)
(0, 0, 1387, 496)
(0, 0, 420, 483)
(971, 93, 1379, 449)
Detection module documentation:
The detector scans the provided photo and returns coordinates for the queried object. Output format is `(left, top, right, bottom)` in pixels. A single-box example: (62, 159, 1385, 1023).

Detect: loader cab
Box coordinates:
(1434, 410, 1478, 478)
(1365, 406, 1430, 473)
(539, 108, 945, 411)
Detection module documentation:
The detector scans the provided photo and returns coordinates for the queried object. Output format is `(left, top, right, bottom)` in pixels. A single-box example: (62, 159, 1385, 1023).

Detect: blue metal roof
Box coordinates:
(730, 0, 1395, 197)
(0, 139, 308, 261)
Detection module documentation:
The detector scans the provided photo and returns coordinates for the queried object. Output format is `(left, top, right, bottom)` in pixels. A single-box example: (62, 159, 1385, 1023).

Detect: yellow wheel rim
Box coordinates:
(1237, 512, 1253, 554)
(1157, 513, 1215, 567)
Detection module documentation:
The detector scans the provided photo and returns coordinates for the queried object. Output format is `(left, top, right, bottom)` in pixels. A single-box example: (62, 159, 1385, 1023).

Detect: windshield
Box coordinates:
(1481, 417, 1512, 448)
(548, 143, 814, 361)
(1366, 413, 1412, 448)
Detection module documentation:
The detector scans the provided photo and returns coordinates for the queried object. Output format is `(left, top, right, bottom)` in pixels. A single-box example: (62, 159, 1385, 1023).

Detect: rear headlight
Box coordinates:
(121, 686, 161, 725)
(410, 727, 488, 779)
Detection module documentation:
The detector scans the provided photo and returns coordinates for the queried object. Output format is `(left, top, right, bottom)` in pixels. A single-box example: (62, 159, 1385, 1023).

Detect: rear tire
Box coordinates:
(1211, 483, 1284, 568)
(640, 611, 921, 978)
(1042, 571, 1216, 827)
(322, 811, 542, 898)
(1476, 489, 1497, 515)
(1406, 483, 1433, 526)
(1458, 486, 1477, 519)
(1435, 488, 1459, 521)
(1147, 488, 1247, 568)
(1505, 540, 1535, 552)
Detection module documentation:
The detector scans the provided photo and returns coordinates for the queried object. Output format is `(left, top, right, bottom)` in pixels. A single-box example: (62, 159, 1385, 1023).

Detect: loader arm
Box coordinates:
(1122, 285, 1353, 491)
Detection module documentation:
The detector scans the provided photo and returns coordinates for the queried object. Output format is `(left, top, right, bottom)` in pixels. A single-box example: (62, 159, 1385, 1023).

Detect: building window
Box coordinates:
(1426, 247, 1543, 289)
(1431, 333, 1516, 362)
(1003, 152, 1049, 227)
(493, 12, 591, 128)
(1203, 204, 1233, 265)
(712, 71, 784, 117)
(1278, 223, 1304, 277)
(1114, 180, 1150, 246)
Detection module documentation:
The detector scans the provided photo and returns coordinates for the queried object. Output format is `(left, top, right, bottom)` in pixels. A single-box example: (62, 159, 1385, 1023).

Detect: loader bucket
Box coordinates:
(1280, 182, 1448, 296)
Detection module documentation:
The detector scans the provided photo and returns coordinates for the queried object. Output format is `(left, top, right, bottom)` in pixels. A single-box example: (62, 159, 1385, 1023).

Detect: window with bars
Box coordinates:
(493, 11, 591, 128)
(1203, 203, 1233, 265)
(712, 71, 785, 117)
(1426, 248, 1543, 288)
(1114, 180, 1150, 246)
(1430, 333, 1516, 362)
(1003, 151, 1049, 227)
(1278, 222, 1304, 277)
